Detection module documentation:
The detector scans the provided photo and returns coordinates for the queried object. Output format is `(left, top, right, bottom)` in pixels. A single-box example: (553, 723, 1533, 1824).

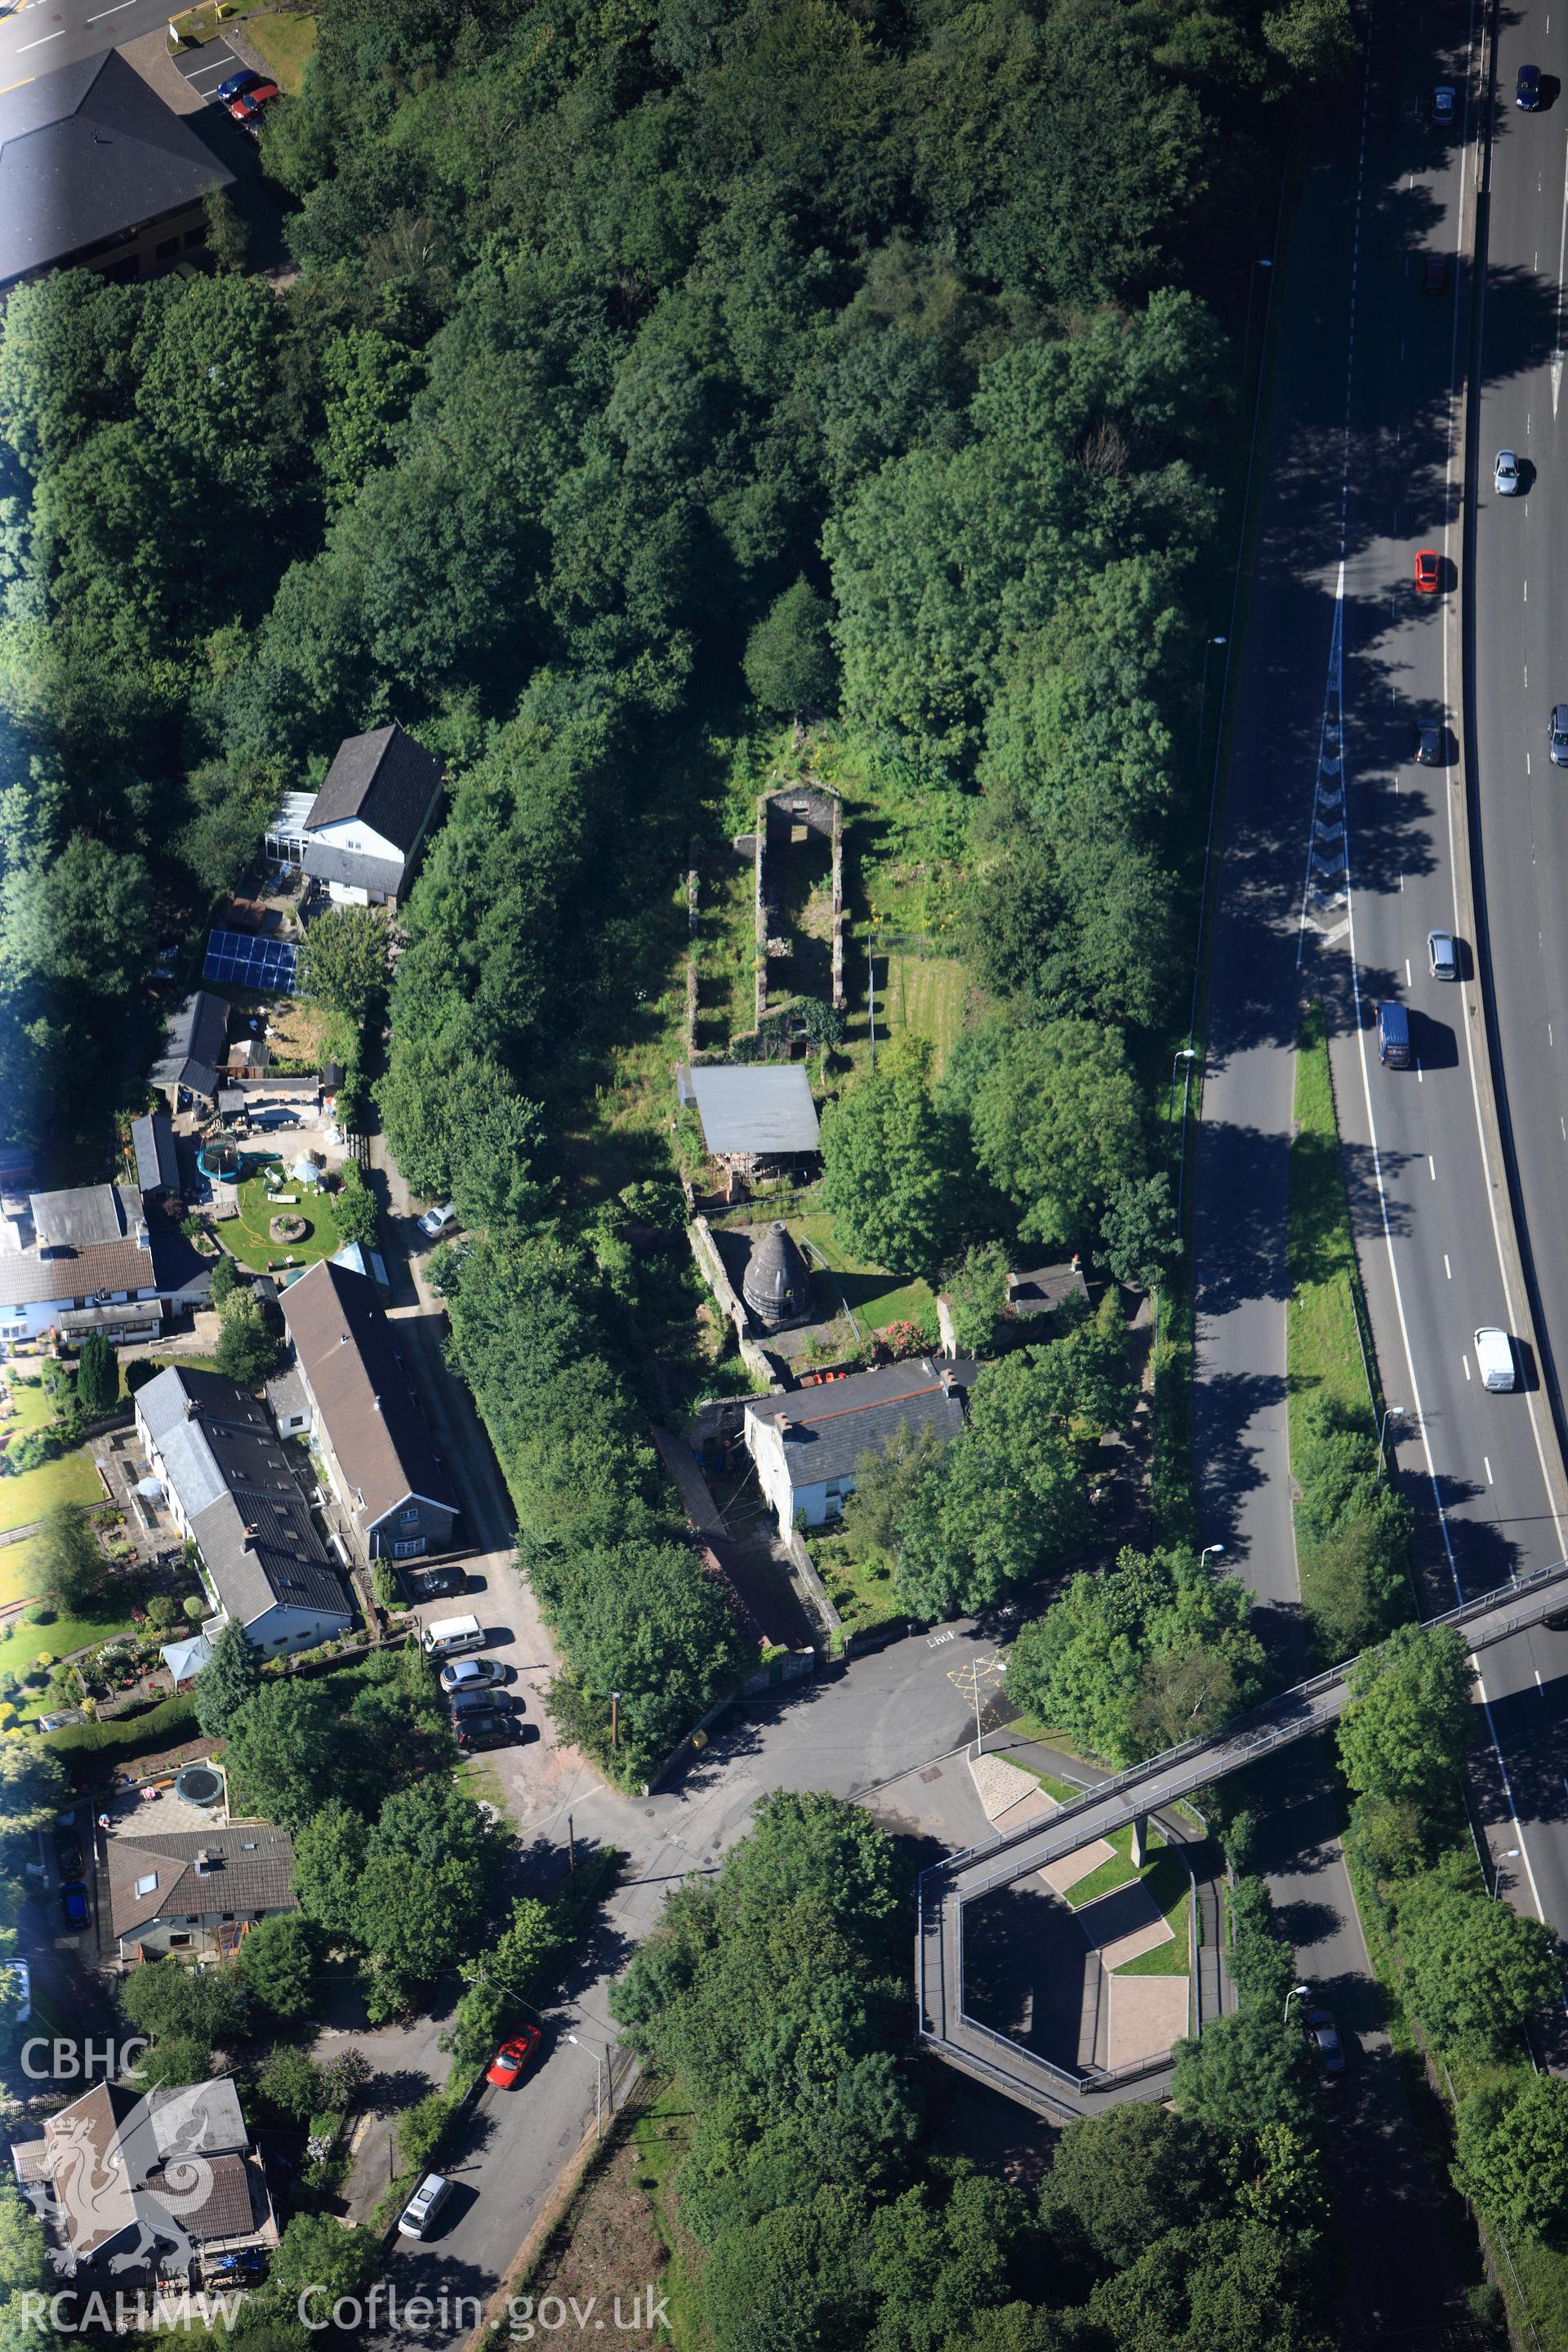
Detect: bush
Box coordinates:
(396, 2092, 452, 2176)
(123, 1360, 158, 1396)
(44, 1692, 198, 1766)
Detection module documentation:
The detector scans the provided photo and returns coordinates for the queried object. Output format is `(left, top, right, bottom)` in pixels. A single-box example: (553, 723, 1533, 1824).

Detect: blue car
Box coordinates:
(58, 1881, 89, 1932)
(215, 69, 261, 105)
(1517, 64, 1542, 109)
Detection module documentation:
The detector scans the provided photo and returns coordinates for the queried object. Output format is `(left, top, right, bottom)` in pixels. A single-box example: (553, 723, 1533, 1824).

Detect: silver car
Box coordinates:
(1428, 929, 1459, 981)
(1495, 449, 1521, 495)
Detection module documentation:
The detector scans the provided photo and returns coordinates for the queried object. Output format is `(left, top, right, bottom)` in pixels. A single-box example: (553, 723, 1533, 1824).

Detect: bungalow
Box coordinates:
(11, 2078, 276, 2276)
(135, 1365, 353, 1655)
(279, 1257, 458, 1561)
(105, 1824, 297, 1964)
(149, 991, 230, 1114)
(744, 1356, 978, 1535)
(300, 723, 443, 908)
(0, 1183, 162, 1348)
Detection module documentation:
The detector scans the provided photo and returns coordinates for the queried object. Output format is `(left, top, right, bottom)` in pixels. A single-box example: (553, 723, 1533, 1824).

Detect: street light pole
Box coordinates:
(1377, 1403, 1404, 1472)
(610, 1691, 620, 1753)
(1196, 635, 1227, 782)
(568, 2034, 607, 2140)
(1284, 1980, 1311, 2025)
(1200, 1544, 1224, 1567)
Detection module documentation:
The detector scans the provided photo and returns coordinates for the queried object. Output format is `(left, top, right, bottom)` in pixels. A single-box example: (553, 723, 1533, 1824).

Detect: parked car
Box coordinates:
(227, 82, 279, 125)
(1432, 82, 1455, 123)
(1307, 2007, 1346, 2075)
(402, 1560, 467, 1603)
(397, 2174, 452, 2241)
(214, 68, 261, 103)
(206, 2250, 267, 2281)
(1517, 62, 1542, 109)
(418, 1203, 458, 1238)
(485, 2028, 541, 2089)
(1414, 548, 1441, 594)
(448, 1686, 517, 1720)
(53, 1829, 84, 1880)
(59, 1881, 89, 1932)
(1422, 253, 1446, 295)
(1415, 720, 1442, 764)
(1428, 929, 1459, 980)
(1495, 448, 1522, 495)
(454, 1711, 519, 1752)
(439, 1657, 508, 1695)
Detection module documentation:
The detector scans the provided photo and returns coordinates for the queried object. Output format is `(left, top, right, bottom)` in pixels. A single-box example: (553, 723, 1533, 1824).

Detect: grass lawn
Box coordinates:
(222, 1165, 345, 1273)
(1062, 1820, 1167, 1911)
(1, 1376, 56, 1441)
(793, 1211, 935, 1333)
(1287, 1001, 1374, 1426)
(245, 8, 317, 89)
(0, 1535, 47, 1610)
(881, 954, 967, 1079)
(0, 1450, 102, 1535)
(0, 1599, 141, 1686)
(1000, 1757, 1081, 1806)
(1114, 1846, 1194, 1978)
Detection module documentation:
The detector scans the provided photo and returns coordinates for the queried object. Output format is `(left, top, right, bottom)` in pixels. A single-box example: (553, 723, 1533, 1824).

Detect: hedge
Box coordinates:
(42, 1692, 199, 1767)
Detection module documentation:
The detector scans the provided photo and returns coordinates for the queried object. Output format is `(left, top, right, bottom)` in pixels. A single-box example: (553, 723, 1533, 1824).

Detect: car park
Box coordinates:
(485, 2028, 541, 2088)
(1517, 63, 1541, 109)
(59, 1881, 89, 1931)
(421, 1613, 485, 1659)
(1550, 705, 1568, 766)
(1415, 721, 1441, 764)
(398, 2174, 452, 2240)
(454, 1710, 519, 1752)
(1495, 449, 1521, 495)
(439, 1656, 508, 1695)
(215, 69, 261, 103)
(1428, 929, 1459, 980)
(1307, 2007, 1346, 2076)
(1432, 82, 1455, 122)
(1414, 548, 1441, 594)
(449, 1686, 517, 1719)
(1422, 254, 1446, 295)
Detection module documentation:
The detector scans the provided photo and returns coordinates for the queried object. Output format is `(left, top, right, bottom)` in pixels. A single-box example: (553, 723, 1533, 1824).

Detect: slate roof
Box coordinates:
(30, 1185, 130, 1250)
(150, 991, 229, 1098)
(107, 1825, 297, 1938)
(280, 1258, 457, 1532)
(747, 1357, 978, 1491)
(0, 50, 232, 287)
(1008, 1262, 1090, 1317)
(20, 2078, 252, 2255)
(136, 1365, 350, 1628)
(131, 1112, 180, 1195)
(0, 1185, 154, 1306)
(685, 1064, 822, 1157)
(305, 724, 441, 855)
(301, 841, 408, 899)
(149, 1227, 212, 1305)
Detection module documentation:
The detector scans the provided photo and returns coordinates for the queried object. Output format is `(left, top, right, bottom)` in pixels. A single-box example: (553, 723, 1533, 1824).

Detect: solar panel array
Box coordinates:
(202, 930, 298, 991)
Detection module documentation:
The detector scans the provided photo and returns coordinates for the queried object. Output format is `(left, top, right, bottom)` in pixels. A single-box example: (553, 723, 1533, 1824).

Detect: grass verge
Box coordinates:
(1287, 1001, 1374, 1427)
(244, 8, 317, 89)
(1062, 1820, 1167, 1911)
(1113, 1846, 1194, 1978)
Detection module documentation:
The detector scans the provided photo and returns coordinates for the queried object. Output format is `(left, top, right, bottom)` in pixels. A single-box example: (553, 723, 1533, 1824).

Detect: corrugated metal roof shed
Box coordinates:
(688, 1064, 821, 1156)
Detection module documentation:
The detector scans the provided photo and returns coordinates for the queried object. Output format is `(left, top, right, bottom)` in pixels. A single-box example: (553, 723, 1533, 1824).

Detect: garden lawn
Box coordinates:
(794, 1212, 936, 1333)
(0, 1600, 141, 1687)
(223, 1167, 345, 1273)
(810, 1533, 906, 1642)
(244, 9, 317, 89)
(1, 1377, 56, 1441)
(883, 954, 966, 1079)
(1062, 1820, 1167, 1910)
(0, 1535, 47, 1610)
(0, 1450, 102, 1535)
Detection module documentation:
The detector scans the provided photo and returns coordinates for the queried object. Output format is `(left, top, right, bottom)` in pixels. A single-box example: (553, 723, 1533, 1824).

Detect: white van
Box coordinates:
(397, 2173, 452, 2239)
(1474, 1328, 1517, 1392)
(421, 1613, 485, 1659)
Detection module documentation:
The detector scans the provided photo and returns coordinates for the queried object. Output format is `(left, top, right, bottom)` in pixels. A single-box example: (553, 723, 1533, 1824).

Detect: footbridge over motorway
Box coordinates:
(917, 1559, 1568, 2120)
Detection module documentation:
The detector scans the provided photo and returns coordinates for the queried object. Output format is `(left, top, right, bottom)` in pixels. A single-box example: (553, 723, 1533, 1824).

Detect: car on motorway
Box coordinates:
(397, 2173, 452, 2241)
(59, 1881, 89, 1932)
(485, 2027, 541, 2089)
(1517, 63, 1542, 109)
(215, 69, 262, 104)
(1415, 720, 1442, 764)
(1307, 2007, 1346, 2076)
(1550, 705, 1568, 766)
(1422, 254, 1446, 296)
(439, 1656, 508, 1695)
(1428, 929, 1459, 980)
(1376, 1001, 1412, 1068)
(1432, 83, 1455, 124)
(1474, 1326, 1517, 1391)
(1495, 449, 1521, 495)
(1414, 548, 1441, 594)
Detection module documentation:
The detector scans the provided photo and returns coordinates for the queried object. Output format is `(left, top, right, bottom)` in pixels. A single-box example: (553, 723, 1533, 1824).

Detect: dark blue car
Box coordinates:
(58, 1881, 89, 1932)
(215, 69, 261, 105)
(1517, 64, 1542, 109)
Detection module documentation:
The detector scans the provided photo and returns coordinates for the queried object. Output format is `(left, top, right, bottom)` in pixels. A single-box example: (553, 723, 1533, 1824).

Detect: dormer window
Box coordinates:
(134, 1873, 158, 1896)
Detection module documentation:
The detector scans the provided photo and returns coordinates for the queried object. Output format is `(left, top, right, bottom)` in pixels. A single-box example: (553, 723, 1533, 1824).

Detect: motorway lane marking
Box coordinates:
(1486, 1456, 1495, 1485)
(85, 1, 132, 15)
(1446, 1254, 1453, 1277)
(1536, 1668, 1544, 1694)
(1429, 1154, 1437, 1178)
(1465, 1356, 1472, 1379)
(1405, 957, 1412, 985)
(1553, 138, 1568, 415)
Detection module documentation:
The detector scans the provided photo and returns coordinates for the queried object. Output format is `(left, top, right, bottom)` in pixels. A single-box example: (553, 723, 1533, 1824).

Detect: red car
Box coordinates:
(485, 2028, 541, 2089)
(1414, 548, 1441, 594)
(227, 81, 279, 123)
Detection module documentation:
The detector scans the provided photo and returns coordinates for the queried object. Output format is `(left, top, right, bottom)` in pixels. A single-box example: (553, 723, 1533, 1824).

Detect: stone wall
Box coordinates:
(754, 782, 845, 1025)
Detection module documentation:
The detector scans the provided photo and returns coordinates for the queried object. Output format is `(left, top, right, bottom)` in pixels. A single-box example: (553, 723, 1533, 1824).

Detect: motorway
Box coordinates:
(0, 0, 156, 91)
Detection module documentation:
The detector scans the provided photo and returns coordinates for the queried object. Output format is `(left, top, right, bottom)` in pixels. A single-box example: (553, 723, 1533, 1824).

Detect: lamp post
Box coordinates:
(1196, 635, 1227, 780)
(1171, 1046, 1200, 1234)
(1284, 1981, 1311, 2025)
(610, 1691, 620, 1753)
(567, 2034, 608, 2140)
(1200, 1544, 1224, 1566)
(1378, 1402, 1404, 1471)
(1239, 256, 1275, 400)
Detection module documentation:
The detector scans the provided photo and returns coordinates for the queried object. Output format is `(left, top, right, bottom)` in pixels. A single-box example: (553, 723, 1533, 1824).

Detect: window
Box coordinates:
(183, 225, 206, 249)
(134, 1873, 158, 1897)
(154, 237, 178, 261)
(393, 1537, 425, 1558)
(220, 1914, 234, 1925)
(399, 1507, 419, 1525)
(169, 1934, 192, 1949)
(184, 1916, 199, 1926)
